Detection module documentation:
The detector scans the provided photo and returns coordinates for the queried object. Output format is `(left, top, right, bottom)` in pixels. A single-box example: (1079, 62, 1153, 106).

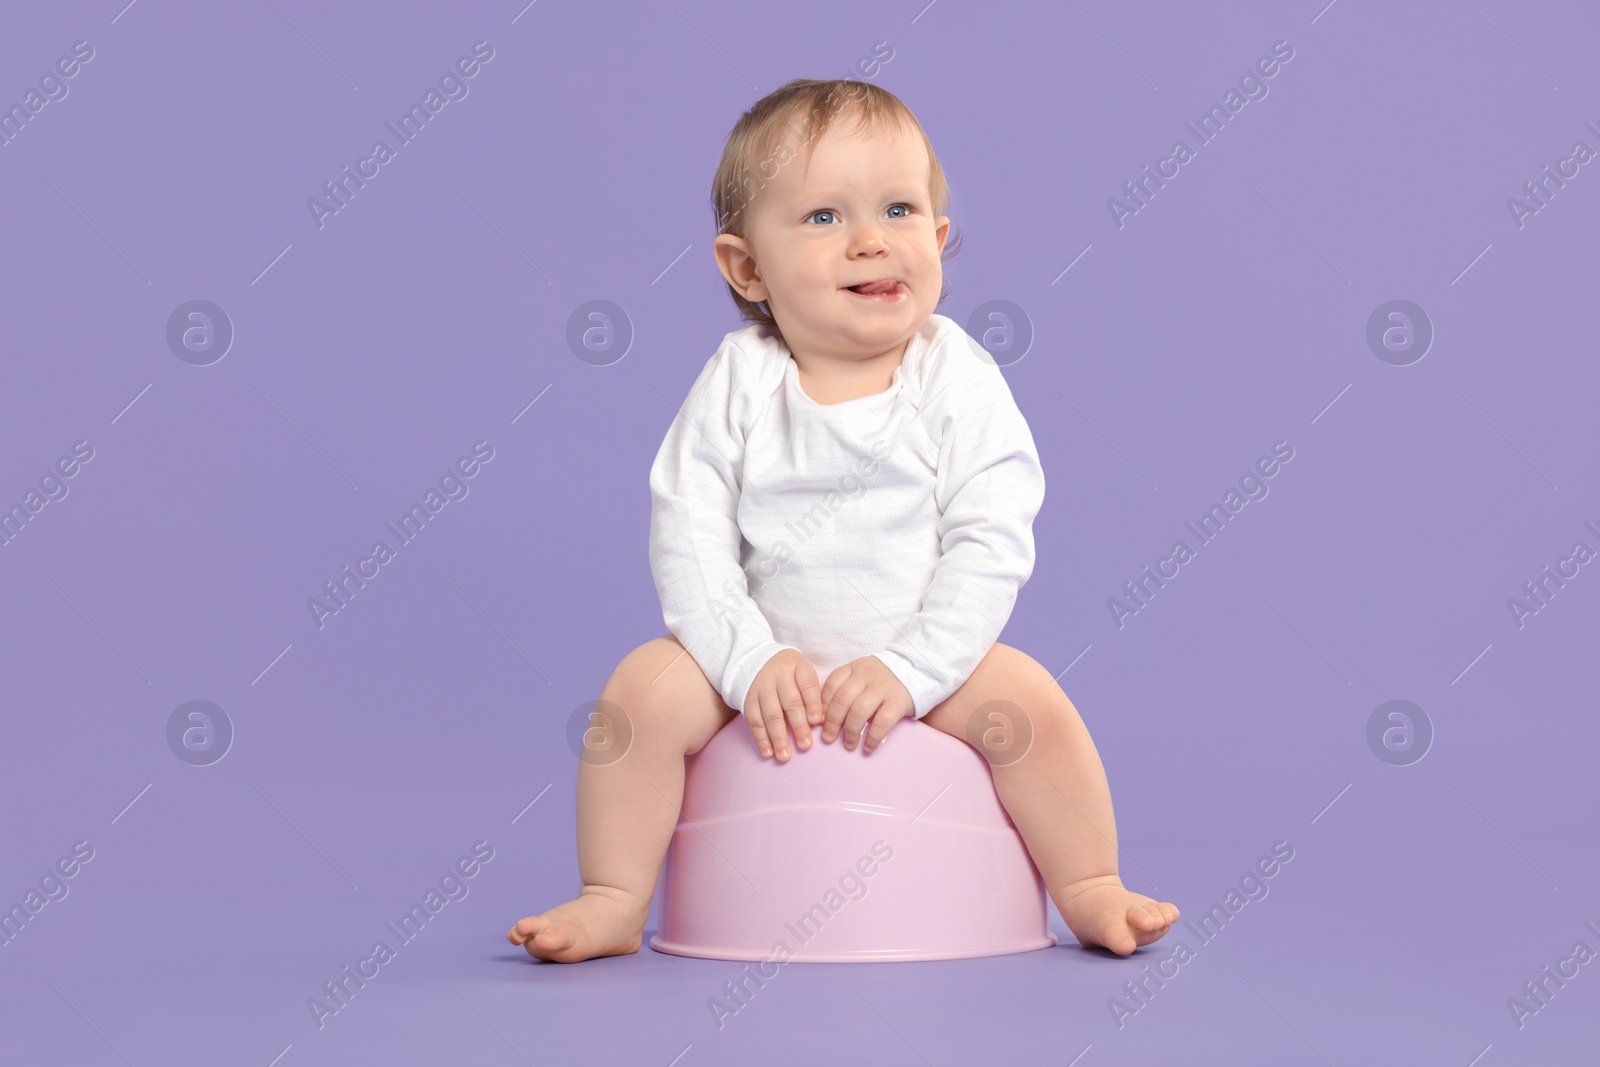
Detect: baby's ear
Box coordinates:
(713, 234, 765, 300)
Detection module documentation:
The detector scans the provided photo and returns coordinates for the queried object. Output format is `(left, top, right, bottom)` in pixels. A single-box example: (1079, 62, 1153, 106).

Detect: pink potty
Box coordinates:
(649, 670, 1057, 962)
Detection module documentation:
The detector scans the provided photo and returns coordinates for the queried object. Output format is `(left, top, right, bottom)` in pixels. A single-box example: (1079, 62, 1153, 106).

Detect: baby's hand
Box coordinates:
(821, 657, 914, 753)
(744, 649, 824, 762)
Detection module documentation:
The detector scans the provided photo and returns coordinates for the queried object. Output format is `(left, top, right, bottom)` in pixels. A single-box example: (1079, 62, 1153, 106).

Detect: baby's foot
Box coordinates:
(1057, 881, 1179, 956)
(506, 886, 648, 963)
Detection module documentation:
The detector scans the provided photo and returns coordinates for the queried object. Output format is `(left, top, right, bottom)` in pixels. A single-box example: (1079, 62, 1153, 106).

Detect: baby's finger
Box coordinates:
(760, 689, 792, 761)
(822, 678, 860, 742)
(841, 695, 882, 751)
(777, 673, 814, 751)
(819, 665, 846, 712)
(863, 706, 903, 753)
(795, 661, 824, 726)
(744, 701, 774, 759)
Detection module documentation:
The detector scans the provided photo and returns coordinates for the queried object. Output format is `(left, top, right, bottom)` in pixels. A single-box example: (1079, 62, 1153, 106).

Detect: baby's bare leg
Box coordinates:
(920, 643, 1179, 956)
(507, 635, 737, 963)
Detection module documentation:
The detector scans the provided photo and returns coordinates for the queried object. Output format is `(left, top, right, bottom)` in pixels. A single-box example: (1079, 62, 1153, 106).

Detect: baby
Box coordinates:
(508, 77, 1178, 963)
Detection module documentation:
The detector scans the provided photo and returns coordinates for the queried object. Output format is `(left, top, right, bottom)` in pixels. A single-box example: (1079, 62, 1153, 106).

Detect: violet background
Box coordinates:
(2, 1, 1597, 1064)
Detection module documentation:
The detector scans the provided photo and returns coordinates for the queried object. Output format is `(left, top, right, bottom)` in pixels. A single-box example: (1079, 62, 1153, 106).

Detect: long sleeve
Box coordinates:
(648, 343, 797, 716)
(871, 357, 1046, 719)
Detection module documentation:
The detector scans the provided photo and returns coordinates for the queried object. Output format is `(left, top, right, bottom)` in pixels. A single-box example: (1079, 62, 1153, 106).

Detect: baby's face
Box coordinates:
(717, 118, 950, 364)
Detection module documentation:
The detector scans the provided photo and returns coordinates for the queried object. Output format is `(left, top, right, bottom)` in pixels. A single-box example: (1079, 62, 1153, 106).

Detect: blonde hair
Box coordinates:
(710, 77, 963, 332)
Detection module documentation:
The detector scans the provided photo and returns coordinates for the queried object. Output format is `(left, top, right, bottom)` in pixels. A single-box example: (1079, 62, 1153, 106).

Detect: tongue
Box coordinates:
(851, 280, 898, 295)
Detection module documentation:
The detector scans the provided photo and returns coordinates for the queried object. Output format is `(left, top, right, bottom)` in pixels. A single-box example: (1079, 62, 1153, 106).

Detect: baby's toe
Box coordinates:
(1128, 903, 1163, 931)
(534, 920, 576, 950)
(1106, 928, 1138, 955)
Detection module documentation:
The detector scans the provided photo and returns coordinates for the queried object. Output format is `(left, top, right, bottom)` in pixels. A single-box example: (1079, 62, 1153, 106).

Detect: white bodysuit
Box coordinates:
(647, 312, 1046, 720)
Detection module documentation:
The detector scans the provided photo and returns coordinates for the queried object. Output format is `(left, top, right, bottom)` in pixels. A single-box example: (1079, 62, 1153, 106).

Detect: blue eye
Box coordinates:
(806, 204, 913, 225)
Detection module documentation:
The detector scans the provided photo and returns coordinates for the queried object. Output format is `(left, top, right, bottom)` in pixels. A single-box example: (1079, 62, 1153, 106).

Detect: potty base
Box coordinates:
(649, 714, 1057, 963)
(648, 932, 1056, 964)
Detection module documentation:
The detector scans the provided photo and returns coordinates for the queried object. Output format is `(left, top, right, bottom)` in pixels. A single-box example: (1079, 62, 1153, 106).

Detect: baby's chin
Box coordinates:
(767, 290, 925, 335)
(815, 314, 923, 342)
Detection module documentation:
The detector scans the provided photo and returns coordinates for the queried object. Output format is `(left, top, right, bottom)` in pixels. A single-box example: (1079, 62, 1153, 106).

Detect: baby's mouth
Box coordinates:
(843, 279, 904, 297)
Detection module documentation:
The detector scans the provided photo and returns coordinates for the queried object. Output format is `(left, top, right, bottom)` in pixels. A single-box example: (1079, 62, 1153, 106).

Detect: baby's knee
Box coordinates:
(983, 646, 1084, 747)
(605, 636, 687, 699)
(600, 636, 726, 740)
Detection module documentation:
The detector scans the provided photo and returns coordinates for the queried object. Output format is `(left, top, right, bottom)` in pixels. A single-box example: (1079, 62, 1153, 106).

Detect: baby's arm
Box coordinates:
(648, 340, 819, 755)
(868, 353, 1047, 719)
